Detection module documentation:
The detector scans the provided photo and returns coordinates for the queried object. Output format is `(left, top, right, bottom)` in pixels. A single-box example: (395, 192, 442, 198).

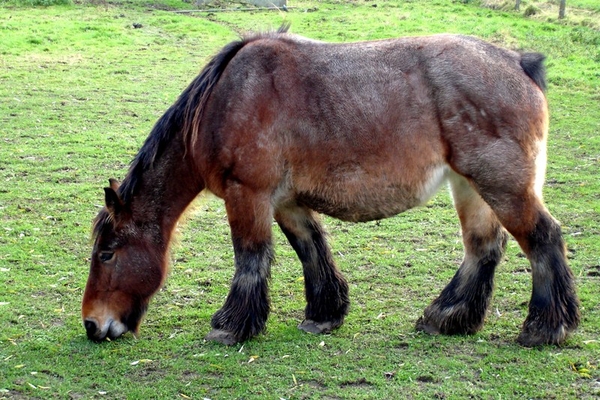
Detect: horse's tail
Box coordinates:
(520, 52, 547, 93)
(181, 23, 291, 151)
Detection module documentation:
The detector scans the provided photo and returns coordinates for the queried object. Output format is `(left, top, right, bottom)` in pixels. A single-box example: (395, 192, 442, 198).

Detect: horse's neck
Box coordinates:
(126, 140, 203, 244)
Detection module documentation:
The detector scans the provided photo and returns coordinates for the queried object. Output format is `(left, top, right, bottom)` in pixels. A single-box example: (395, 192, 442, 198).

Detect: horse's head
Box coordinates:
(82, 179, 167, 341)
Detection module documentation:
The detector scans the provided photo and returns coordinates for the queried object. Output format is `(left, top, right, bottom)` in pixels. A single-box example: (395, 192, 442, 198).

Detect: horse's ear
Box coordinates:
(104, 181, 124, 219)
(108, 178, 120, 192)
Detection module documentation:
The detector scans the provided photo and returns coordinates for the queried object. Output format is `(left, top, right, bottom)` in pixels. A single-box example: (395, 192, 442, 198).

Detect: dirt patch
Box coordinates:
(416, 375, 438, 383)
(587, 265, 600, 277)
(339, 377, 372, 388)
(129, 366, 167, 381)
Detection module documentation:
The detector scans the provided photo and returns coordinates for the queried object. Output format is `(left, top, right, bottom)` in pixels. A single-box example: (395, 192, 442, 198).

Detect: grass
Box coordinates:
(1, 0, 599, 398)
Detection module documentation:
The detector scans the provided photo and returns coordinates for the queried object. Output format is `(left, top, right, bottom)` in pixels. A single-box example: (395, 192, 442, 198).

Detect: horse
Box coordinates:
(82, 25, 580, 347)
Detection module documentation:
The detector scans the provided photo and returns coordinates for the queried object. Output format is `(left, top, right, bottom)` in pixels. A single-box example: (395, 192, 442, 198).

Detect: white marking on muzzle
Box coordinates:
(86, 315, 128, 340)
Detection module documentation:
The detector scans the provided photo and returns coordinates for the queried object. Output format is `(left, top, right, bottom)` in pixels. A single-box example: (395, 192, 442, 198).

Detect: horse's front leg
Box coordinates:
(206, 186, 274, 345)
(275, 205, 349, 334)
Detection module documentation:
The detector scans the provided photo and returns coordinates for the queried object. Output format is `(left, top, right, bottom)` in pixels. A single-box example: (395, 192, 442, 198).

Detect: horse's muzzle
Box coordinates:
(84, 317, 128, 341)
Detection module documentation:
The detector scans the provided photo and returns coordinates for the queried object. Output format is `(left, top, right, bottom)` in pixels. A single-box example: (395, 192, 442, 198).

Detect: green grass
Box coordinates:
(1, 0, 599, 398)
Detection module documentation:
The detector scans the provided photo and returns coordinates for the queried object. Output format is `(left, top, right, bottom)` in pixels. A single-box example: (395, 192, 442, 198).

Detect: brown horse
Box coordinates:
(82, 26, 580, 347)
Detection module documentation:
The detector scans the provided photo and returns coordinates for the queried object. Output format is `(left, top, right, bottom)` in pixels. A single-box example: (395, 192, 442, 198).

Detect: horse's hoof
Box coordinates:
(298, 319, 335, 334)
(415, 316, 440, 335)
(516, 333, 545, 347)
(205, 329, 240, 345)
(516, 325, 568, 347)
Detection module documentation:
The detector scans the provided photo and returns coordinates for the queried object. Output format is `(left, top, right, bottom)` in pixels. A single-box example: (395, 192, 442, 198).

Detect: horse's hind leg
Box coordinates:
(439, 133, 579, 345)
(417, 173, 508, 336)
(480, 193, 579, 345)
(206, 187, 274, 345)
(275, 205, 349, 334)
(511, 207, 580, 346)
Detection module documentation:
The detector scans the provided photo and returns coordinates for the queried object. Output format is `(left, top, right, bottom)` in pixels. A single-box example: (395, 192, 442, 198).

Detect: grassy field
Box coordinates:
(1, 0, 599, 398)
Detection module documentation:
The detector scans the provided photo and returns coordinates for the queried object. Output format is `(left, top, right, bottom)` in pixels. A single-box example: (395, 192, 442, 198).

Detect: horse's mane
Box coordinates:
(92, 25, 290, 240)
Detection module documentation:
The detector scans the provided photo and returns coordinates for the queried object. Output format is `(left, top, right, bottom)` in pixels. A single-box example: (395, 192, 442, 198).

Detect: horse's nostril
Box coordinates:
(84, 319, 99, 339)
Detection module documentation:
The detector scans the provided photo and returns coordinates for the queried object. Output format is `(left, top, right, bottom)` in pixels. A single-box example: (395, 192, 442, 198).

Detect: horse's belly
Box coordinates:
(297, 189, 417, 222)
(295, 165, 449, 222)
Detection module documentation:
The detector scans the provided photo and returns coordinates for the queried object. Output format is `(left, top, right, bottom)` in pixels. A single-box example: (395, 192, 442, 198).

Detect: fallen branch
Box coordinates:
(173, 6, 294, 13)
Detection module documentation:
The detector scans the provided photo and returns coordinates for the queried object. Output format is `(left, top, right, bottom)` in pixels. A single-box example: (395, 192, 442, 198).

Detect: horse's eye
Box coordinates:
(99, 251, 115, 263)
